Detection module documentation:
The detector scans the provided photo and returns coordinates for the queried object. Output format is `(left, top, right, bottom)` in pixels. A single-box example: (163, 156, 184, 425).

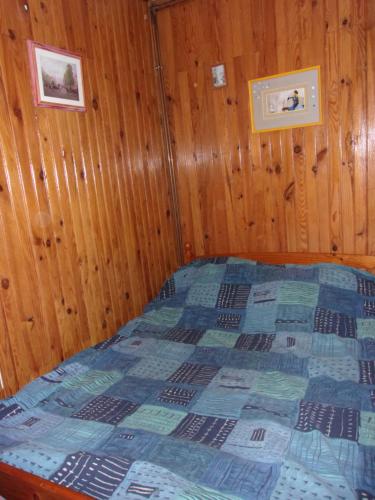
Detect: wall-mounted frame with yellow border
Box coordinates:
(249, 66, 322, 133)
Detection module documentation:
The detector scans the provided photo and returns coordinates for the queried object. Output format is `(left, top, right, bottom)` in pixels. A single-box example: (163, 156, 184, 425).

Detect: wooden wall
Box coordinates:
(156, 0, 375, 258)
(0, 0, 178, 397)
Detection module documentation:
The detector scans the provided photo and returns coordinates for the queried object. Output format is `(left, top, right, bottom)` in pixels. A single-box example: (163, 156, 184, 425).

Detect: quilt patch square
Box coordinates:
(112, 336, 158, 357)
(275, 304, 313, 333)
(235, 333, 275, 352)
(50, 451, 132, 499)
(288, 429, 359, 487)
(195, 263, 226, 283)
(61, 370, 123, 395)
(39, 418, 113, 451)
(278, 281, 319, 307)
(222, 419, 291, 462)
(170, 412, 236, 448)
(163, 327, 205, 345)
(294, 400, 359, 441)
(359, 411, 375, 446)
(223, 263, 257, 284)
(167, 362, 219, 385)
(142, 307, 183, 327)
(157, 386, 197, 407)
(216, 284, 251, 309)
(271, 331, 312, 358)
(186, 282, 221, 308)
(359, 360, 375, 385)
(314, 307, 357, 338)
(357, 319, 375, 339)
(72, 395, 138, 425)
(198, 329, 240, 348)
(244, 302, 277, 332)
(216, 312, 242, 330)
(307, 356, 359, 382)
(358, 277, 375, 297)
(273, 457, 354, 500)
(178, 306, 218, 330)
(127, 357, 182, 381)
(242, 393, 298, 427)
(120, 405, 187, 435)
(319, 267, 357, 290)
(360, 338, 375, 359)
(192, 388, 248, 419)
(201, 455, 279, 500)
(253, 371, 308, 401)
(154, 340, 195, 363)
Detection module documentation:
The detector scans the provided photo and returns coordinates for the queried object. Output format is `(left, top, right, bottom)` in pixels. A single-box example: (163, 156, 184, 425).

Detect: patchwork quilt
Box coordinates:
(1, 257, 375, 499)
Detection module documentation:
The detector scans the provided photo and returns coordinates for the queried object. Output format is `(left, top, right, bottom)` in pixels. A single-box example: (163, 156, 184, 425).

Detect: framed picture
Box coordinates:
(248, 66, 321, 133)
(27, 40, 85, 111)
(211, 64, 227, 88)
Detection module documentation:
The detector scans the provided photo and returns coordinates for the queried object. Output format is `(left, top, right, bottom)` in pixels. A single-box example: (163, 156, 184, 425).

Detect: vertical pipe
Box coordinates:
(149, 3, 184, 265)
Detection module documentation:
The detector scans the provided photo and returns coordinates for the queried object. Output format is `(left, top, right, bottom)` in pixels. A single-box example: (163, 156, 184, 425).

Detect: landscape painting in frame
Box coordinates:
(27, 40, 85, 111)
(249, 66, 321, 133)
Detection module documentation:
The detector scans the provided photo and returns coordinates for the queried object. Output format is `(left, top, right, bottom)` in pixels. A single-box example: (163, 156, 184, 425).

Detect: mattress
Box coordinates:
(0, 257, 374, 499)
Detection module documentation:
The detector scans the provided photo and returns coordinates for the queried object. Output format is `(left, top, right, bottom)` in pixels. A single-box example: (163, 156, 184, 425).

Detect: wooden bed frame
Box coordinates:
(2, 246, 375, 499)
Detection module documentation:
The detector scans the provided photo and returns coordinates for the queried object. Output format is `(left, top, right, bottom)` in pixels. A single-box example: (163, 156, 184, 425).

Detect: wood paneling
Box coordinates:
(0, 0, 178, 397)
(156, 0, 375, 259)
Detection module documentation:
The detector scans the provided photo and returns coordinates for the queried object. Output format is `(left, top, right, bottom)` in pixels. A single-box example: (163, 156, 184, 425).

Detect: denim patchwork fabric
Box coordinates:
(1, 257, 374, 499)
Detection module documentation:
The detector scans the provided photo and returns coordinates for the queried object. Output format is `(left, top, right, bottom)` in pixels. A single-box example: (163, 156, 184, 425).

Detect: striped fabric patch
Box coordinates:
(159, 277, 176, 300)
(164, 327, 205, 345)
(216, 313, 241, 329)
(371, 390, 375, 407)
(50, 452, 132, 500)
(235, 334, 275, 352)
(167, 362, 219, 385)
(72, 395, 138, 425)
(0, 403, 23, 421)
(251, 428, 266, 441)
(364, 300, 375, 317)
(158, 386, 197, 407)
(216, 284, 251, 309)
(170, 413, 236, 448)
(358, 277, 375, 297)
(314, 307, 357, 338)
(287, 336, 296, 347)
(295, 400, 359, 441)
(359, 361, 375, 385)
(127, 483, 157, 497)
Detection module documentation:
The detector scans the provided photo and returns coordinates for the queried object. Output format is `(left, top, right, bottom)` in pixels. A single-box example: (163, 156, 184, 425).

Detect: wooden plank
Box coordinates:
(0, 461, 90, 500)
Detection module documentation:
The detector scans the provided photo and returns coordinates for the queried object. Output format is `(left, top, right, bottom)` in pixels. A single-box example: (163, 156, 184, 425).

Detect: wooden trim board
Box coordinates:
(0, 461, 90, 499)
(183, 243, 375, 274)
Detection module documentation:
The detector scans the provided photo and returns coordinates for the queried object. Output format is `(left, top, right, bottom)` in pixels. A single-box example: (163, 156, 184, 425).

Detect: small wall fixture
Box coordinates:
(211, 64, 227, 88)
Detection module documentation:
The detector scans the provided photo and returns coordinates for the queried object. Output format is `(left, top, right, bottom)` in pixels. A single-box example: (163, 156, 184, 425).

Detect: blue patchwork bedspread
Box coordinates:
(1, 257, 375, 499)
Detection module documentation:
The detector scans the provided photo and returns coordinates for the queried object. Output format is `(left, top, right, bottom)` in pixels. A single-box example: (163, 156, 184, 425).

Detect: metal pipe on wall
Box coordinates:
(148, 0, 188, 265)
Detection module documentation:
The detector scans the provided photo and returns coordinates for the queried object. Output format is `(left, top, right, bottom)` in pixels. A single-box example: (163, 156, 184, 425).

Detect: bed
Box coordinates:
(1, 250, 375, 500)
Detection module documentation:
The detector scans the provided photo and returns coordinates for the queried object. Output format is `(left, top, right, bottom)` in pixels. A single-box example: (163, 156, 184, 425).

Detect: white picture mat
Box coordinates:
(35, 47, 84, 107)
(250, 67, 321, 132)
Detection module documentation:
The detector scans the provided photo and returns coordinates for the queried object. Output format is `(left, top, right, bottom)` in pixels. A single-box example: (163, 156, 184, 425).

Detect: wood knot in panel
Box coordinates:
(1, 278, 9, 290)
